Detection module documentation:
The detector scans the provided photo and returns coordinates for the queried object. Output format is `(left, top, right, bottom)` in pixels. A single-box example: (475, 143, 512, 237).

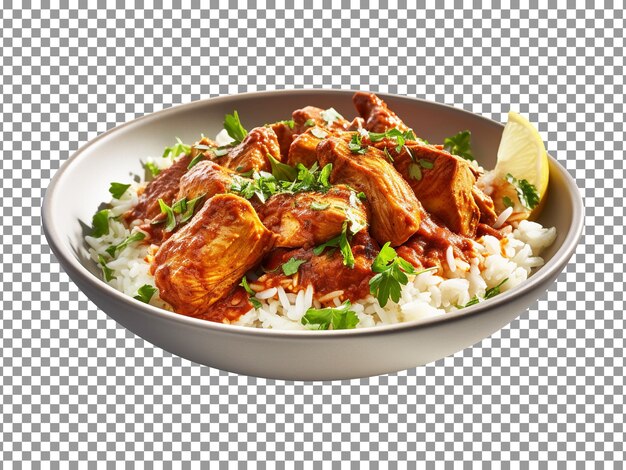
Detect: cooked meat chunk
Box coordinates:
(220, 126, 281, 173)
(189, 136, 218, 159)
(124, 153, 193, 224)
(378, 139, 481, 237)
(286, 126, 328, 168)
(353, 91, 409, 133)
(292, 106, 350, 133)
(152, 194, 274, 316)
(472, 185, 498, 225)
(177, 160, 235, 202)
(258, 185, 368, 249)
(260, 231, 379, 302)
(317, 135, 421, 246)
(269, 121, 295, 159)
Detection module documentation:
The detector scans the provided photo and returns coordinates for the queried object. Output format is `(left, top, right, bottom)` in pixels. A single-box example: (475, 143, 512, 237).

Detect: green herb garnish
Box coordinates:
(505, 174, 540, 210)
(408, 163, 422, 181)
(301, 301, 359, 330)
(97, 254, 115, 281)
(348, 133, 368, 154)
(484, 278, 508, 299)
(310, 202, 330, 211)
(502, 196, 514, 208)
(268, 153, 298, 181)
(304, 118, 316, 127)
(134, 284, 157, 303)
(158, 198, 176, 232)
(313, 221, 354, 268)
(109, 182, 131, 199)
(281, 257, 306, 276)
(224, 111, 248, 144)
(356, 192, 367, 201)
(180, 194, 204, 223)
(105, 231, 146, 258)
(369, 242, 437, 307)
(162, 137, 191, 159)
(187, 153, 206, 170)
(240, 276, 262, 309)
(320, 107, 344, 126)
(418, 159, 434, 169)
(443, 130, 474, 161)
(91, 209, 110, 237)
(145, 161, 161, 177)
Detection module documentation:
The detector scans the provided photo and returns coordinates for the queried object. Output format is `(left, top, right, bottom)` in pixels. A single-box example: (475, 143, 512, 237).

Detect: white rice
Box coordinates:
(86, 153, 557, 330)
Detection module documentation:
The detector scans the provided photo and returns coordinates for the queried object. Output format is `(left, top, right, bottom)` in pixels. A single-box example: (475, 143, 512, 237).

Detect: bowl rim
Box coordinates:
(42, 88, 584, 339)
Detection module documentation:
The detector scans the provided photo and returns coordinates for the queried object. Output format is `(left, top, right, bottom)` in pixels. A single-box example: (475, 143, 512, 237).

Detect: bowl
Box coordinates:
(42, 89, 583, 380)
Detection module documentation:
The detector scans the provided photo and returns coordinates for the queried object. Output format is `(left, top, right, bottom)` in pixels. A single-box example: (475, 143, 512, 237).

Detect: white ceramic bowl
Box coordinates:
(42, 89, 583, 380)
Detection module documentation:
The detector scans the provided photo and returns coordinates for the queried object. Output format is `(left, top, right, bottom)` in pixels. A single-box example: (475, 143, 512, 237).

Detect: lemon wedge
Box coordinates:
(494, 111, 550, 219)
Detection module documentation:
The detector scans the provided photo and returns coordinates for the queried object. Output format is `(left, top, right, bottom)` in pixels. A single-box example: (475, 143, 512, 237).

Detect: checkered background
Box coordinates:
(2, 1, 623, 466)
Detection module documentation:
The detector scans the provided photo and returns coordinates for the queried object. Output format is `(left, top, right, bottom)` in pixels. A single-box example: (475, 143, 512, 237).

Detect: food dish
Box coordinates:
(42, 89, 583, 379)
(83, 92, 556, 331)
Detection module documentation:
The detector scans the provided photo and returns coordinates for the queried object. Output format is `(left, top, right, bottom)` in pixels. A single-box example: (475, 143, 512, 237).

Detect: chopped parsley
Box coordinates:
(348, 133, 368, 154)
(223, 111, 248, 144)
(408, 163, 422, 181)
(145, 161, 161, 177)
(301, 301, 359, 330)
(320, 107, 344, 126)
(91, 209, 110, 237)
(134, 284, 157, 304)
(187, 153, 206, 170)
(443, 130, 474, 161)
(97, 254, 115, 281)
(505, 173, 540, 210)
(356, 192, 367, 201)
(240, 276, 262, 309)
(105, 231, 146, 258)
(418, 158, 434, 169)
(158, 198, 176, 232)
(464, 296, 480, 307)
(268, 153, 298, 181)
(278, 119, 295, 129)
(502, 196, 514, 208)
(369, 242, 437, 307)
(180, 194, 204, 223)
(281, 257, 306, 276)
(313, 221, 354, 269)
(109, 182, 131, 199)
(162, 137, 191, 159)
(304, 118, 316, 127)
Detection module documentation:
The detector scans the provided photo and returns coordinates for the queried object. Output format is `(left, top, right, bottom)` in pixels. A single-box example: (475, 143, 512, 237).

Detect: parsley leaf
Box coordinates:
(268, 153, 298, 181)
(109, 182, 131, 199)
(484, 278, 508, 299)
(356, 192, 367, 201)
(278, 119, 295, 129)
(502, 196, 514, 208)
(301, 301, 359, 330)
(304, 118, 316, 127)
(313, 222, 355, 269)
(318, 163, 332, 188)
(158, 199, 176, 232)
(281, 257, 306, 276)
(224, 111, 248, 143)
(180, 194, 204, 223)
(348, 133, 368, 154)
(145, 161, 161, 177)
(320, 107, 344, 126)
(443, 130, 474, 161)
(97, 254, 115, 281)
(240, 276, 262, 309)
(464, 296, 480, 307)
(91, 209, 110, 237)
(187, 153, 206, 169)
(310, 202, 330, 211)
(408, 163, 422, 180)
(162, 137, 191, 159)
(418, 158, 434, 169)
(105, 231, 146, 258)
(505, 174, 540, 210)
(369, 242, 437, 307)
(134, 284, 157, 303)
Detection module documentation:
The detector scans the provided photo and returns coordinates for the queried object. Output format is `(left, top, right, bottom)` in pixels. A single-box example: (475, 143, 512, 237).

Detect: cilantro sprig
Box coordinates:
(458, 278, 509, 308)
(134, 284, 157, 304)
(313, 222, 355, 269)
(240, 276, 262, 309)
(443, 130, 474, 161)
(105, 231, 146, 258)
(281, 257, 306, 276)
(145, 161, 161, 177)
(109, 182, 131, 199)
(97, 254, 115, 281)
(162, 137, 191, 159)
(348, 133, 368, 154)
(155, 194, 205, 232)
(91, 209, 110, 238)
(224, 111, 248, 144)
(369, 242, 437, 307)
(505, 173, 540, 210)
(301, 301, 359, 330)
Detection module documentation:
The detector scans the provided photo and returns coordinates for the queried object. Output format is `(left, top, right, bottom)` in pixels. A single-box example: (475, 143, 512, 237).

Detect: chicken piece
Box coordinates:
(189, 136, 218, 159)
(292, 105, 350, 133)
(177, 160, 235, 202)
(376, 139, 481, 237)
(269, 121, 295, 159)
(317, 135, 421, 246)
(257, 185, 368, 249)
(124, 153, 193, 224)
(471, 185, 498, 225)
(286, 126, 328, 168)
(259, 231, 379, 302)
(220, 126, 281, 173)
(353, 91, 409, 133)
(152, 194, 274, 316)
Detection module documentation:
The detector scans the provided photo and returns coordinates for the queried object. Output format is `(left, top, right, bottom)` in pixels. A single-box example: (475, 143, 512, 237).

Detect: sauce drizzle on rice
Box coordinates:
(84, 92, 557, 330)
